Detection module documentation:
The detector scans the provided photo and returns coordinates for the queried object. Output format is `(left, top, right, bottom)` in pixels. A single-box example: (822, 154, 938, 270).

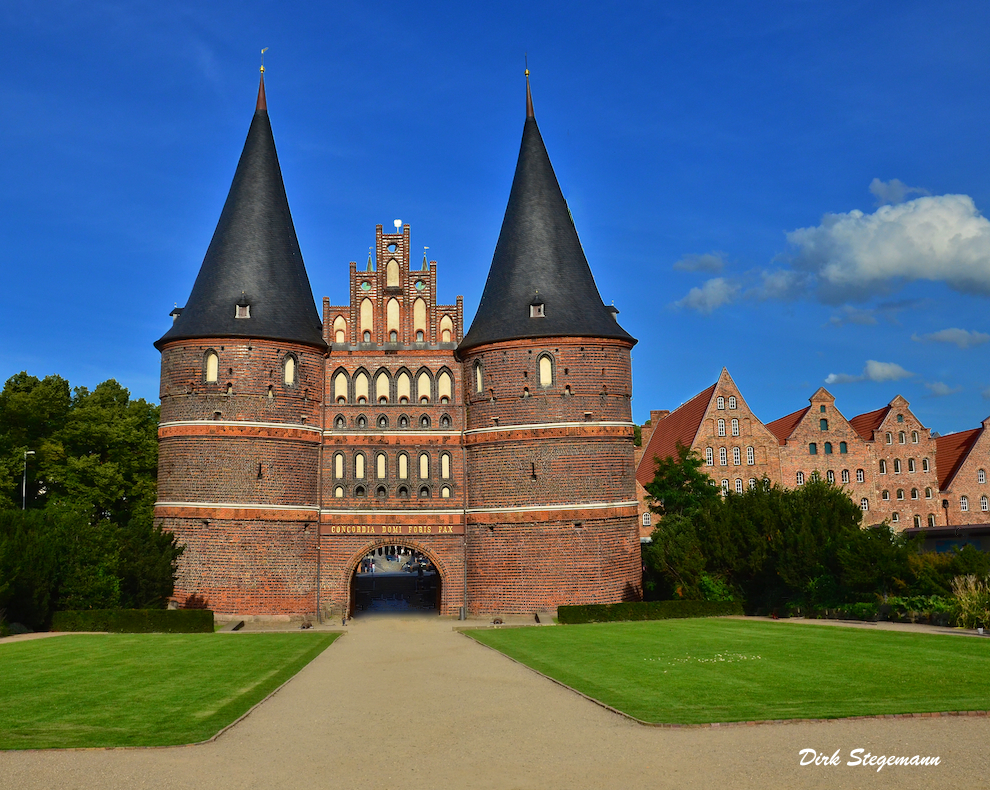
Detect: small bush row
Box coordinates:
(558, 600, 743, 625)
(51, 609, 214, 633)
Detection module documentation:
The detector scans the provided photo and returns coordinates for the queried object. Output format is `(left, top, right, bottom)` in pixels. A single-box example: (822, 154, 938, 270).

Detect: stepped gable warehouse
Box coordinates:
(154, 71, 642, 617)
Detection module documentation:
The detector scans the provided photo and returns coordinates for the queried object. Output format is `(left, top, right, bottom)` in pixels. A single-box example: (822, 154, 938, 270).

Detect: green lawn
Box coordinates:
(467, 619, 990, 725)
(0, 632, 339, 749)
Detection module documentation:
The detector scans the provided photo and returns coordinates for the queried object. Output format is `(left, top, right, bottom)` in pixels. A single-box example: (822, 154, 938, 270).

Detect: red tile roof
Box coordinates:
(849, 406, 890, 442)
(765, 406, 809, 445)
(936, 428, 983, 490)
(635, 383, 716, 487)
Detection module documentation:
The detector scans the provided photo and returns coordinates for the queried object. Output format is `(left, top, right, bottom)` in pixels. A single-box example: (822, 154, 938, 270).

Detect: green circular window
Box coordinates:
(415, 280, 425, 291)
(360, 281, 371, 291)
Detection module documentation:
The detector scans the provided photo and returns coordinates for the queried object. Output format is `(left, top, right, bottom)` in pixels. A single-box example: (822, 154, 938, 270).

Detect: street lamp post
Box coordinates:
(22, 450, 35, 510)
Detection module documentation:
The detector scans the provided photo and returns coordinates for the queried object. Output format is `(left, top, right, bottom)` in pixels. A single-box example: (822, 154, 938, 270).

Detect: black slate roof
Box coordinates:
(458, 80, 635, 354)
(155, 76, 326, 351)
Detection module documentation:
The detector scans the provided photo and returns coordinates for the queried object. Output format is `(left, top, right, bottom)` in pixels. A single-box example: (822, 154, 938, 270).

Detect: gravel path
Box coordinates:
(1, 614, 988, 789)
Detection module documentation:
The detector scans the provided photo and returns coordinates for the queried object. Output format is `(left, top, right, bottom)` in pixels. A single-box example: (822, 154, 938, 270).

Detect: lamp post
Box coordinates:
(22, 450, 35, 510)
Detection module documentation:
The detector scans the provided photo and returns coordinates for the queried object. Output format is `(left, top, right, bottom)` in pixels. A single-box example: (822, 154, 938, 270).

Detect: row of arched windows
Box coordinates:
(203, 350, 298, 387)
(715, 396, 737, 410)
(705, 446, 757, 466)
(719, 477, 757, 493)
(332, 484, 452, 500)
(881, 487, 934, 501)
(878, 458, 930, 474)
(891, 513, 939, 527)
(332, 413, 452, 431)
(796, 469, 867, 485)
(960, 495, 990, 512)
(332, 451, 452, 481)
(331, 304, 455, 344)
(332, 367, 453, 405)
(885, 430, 921, 444)
(716, 418, 742, 437)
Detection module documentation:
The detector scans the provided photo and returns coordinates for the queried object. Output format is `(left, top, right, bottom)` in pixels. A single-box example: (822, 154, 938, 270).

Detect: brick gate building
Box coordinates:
(154, 72, 641, 617)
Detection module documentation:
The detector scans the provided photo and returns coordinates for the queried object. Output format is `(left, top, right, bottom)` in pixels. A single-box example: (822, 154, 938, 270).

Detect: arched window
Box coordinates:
(861, 498, 869, 511)
(982, 495, 989, 512)
(719, 447, 727, 466)
(397, 370, 411, 403)
(732, 447, 741, 465)
(839, 442, 847, 454)
(643, 512, 652, 527)
(333, 315, 347, 344)
(420, 414, 430, 428)
(360, 298, 374, 341)
(419, 486, 431, 499)
(386, 298, 400, 341)
(440, 414, 451, 429)
(355, 486, 366, 498)
(820, 419, 828, 431)
(283, 354, 296, 386)
(441, 486, 451, 499)
(717, 419, 726, 437)
(891, 512, 900, 523)
(928, 514, 936, 527)
(539, 354, 553, 387)
(376, 486, 388, 499)
(334, 453, 344, 479)
(333, 486, 344, 498)
(438, 370, 452, 403)
(728, 396, 737, 409)
(334, 415, 345, 430)
(398, 453, 409, 480)
(911, 488, 918, 499)
(796, 471, 805, 485)
(735, 479, 743, 493)
(717, 396, 725, 409)
(824, 442, 832, 454)
(893, 459, 901, 474)
(960, 496, 969, 512)
(731, 418, 739, 437)
(441, 453, 451, 479)
(377, 415, 388, 429)
(886, 432, 892, 444)
(333, 370, 348, 404)
(413, 298, 427, 341)
(979, 469, 987, 484)
(912, 431, 919, 443)
(398, 486, 409, 499)
(386, 258, 400, 287)
(439, 315, 453, 344)
(913, 514, 922, 528)
(376, 453, 386, 480)
(205, 351, 219, 383)
(898, 432, 906, 444)
(721, 479, 729, 492)
(925, 487, 933, 498)
(809, 443, 817, 455)
(705, 448, 714, 466)
(474, 362, 483, 394)
(827, 470, 835, 483)
(896, 489, 904, 500)
(922, 458, 930, 472)
(354, 454, 366, 479)
(882, 490, 890, 501)
(354, 371, 369, 404)
(749, 478, 757, 489)
(908, 458, 915, 472)
(841, 469, 850, 484)
(376, 371, 390, 403)
(417, 370, 431, 403)
(856, 469, 865, 483)
(746, 446, 755, 465)
(879, 460, 887, 474)
(419, 453, 430, 479)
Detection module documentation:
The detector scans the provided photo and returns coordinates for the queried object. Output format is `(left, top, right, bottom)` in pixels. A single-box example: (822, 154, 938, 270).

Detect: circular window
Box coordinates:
(415, 280, 425, 291)
(360, 281, 371, 291)
(387, 243, 397, 253)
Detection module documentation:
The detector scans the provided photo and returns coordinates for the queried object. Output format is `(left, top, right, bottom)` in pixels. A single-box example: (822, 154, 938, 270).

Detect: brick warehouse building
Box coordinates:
(154, 72, 642, 617)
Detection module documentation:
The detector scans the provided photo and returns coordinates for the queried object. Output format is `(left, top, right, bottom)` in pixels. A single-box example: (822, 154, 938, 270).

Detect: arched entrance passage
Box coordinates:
(346, 539, 445, 616)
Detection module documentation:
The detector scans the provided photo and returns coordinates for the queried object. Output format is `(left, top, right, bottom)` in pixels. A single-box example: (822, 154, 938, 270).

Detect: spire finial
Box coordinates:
(256, 48, 268, 112)
(524, 55, 534, 119)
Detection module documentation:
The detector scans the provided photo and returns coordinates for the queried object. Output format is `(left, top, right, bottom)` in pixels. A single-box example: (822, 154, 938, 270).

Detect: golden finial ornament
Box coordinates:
(260, 47, 269, 74)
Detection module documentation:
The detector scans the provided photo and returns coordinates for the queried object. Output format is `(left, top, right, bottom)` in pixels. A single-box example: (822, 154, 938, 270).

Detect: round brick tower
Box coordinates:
(457, 74, 642, 613)
(154, 73, 327, 615)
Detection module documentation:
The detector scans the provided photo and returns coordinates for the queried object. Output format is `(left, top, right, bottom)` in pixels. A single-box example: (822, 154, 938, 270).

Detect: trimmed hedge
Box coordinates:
(558, 600, 744, 624)
(51, 609, 214, 634)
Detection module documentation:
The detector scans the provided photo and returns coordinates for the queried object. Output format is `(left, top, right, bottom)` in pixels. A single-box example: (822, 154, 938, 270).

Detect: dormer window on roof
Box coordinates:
(236, 293, 251, 319)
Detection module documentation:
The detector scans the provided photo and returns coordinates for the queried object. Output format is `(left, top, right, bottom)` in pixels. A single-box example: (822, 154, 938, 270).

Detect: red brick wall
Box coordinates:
(941, 421, 990, 527)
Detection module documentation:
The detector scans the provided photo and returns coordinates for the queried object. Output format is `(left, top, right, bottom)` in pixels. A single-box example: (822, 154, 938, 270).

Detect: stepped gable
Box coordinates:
(635, 383, 716, 487)
(849, 405, 891, 442)
(766, 406, 810, 445)
(936, 427, 983, 490)
(156, 74, 326, 351)
(458, 74, 634, 353)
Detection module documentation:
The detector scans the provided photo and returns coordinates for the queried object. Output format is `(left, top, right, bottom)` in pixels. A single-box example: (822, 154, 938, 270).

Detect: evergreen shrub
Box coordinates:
(557, 600, 743, 624)
(51, 609, 213, 633)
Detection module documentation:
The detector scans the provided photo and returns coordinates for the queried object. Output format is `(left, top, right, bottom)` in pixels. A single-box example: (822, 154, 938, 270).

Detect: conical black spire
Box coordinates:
(458, 75, 634, 353)
(155, 74, 326, 351)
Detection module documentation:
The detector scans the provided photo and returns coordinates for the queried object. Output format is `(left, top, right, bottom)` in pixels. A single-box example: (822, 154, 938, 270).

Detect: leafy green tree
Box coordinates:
(643, 442, 720, 518)
(838, 525, 911, 601)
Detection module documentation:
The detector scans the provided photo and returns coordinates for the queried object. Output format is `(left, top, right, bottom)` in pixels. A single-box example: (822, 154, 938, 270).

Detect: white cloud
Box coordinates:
(675, 277, 740, 314)
(925, 381, 962, 397)
(824, 360, 913, 385)
(751, 269, 807, 300)
(785, 193, 990, 302)
(828, 306, 878, 326)
(869, 178, 930, 206)
(673, 251, 726, 273)
(911, 328, 990, 349)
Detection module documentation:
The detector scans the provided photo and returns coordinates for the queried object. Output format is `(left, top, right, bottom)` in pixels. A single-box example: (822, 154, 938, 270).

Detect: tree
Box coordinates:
(643, 442, 720, 518)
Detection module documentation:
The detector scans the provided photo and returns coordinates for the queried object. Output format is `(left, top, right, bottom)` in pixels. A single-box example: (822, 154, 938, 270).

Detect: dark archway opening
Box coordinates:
(349, 544, 441, 615)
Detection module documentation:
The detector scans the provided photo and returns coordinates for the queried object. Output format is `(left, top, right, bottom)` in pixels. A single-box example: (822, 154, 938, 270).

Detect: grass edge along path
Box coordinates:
(0, 632, 341, 750)
(464, 618, 990, 726)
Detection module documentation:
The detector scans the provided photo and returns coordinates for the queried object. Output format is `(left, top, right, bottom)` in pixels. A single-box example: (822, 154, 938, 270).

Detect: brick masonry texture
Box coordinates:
(156, 227, 643, 617)
(940, 419, 990, 527)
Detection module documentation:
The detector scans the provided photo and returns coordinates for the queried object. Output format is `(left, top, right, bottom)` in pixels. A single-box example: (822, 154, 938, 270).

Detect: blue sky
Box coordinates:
(3, 1, 989, 434)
